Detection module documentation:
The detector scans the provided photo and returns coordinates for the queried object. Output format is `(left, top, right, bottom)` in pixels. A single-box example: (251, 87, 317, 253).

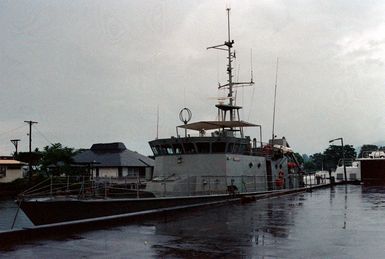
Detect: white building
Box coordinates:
(0, 159, 26, 183)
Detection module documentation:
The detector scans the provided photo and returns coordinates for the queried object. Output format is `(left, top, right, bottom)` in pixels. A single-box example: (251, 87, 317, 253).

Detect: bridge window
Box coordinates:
(196, 142, 210, 153)
(166, 146, 174, 155)
(238, 144, 246, 154)
(151, 146, 159, 156)
(154, 145, 163, 155)
(232, 144, 240, 153)
(173, 144, 183, 154)
(212, 142, 226, 153)
(183, 143, 196, 153)
(159, 145, 168, 155)
(227, 143, 234, 153)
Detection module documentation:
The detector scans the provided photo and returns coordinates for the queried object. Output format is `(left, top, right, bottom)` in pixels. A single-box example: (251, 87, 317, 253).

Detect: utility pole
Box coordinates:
(10, 139, 20, 156)
(24, 120, 38, 179)
(329, 137, 347, 183)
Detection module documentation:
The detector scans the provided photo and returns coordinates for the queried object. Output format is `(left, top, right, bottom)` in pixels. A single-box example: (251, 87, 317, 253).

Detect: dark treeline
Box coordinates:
(301, 144, 384, 171)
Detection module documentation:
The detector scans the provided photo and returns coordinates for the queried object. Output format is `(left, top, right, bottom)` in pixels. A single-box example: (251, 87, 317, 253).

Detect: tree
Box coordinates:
(302, 154, 310, 162)
(14, 151, 42, 171)
(358, 144, 378, 158)
(302, 153, 325, 171)
(293, 153, 304, 165)
(38, 143, 79, 176)
(324, 144, 356, 170)
(303, 160, 316, 171)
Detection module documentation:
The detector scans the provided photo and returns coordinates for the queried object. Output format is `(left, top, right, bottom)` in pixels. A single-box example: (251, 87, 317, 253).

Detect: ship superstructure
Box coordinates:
(147, 8, 302, 197)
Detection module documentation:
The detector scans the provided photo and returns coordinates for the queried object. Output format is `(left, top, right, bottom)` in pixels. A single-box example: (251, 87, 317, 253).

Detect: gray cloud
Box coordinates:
(1, 0, 385, 156)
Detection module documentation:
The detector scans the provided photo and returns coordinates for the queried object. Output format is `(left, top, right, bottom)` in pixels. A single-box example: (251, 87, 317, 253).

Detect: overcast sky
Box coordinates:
(1, 0, 385, 156)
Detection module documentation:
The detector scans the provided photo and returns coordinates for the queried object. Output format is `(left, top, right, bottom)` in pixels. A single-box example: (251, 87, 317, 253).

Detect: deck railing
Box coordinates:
(18, 172, 315, 200)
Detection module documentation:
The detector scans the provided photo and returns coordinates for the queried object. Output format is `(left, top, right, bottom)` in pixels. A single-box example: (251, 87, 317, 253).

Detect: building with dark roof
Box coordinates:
(73, 142, 154, 181)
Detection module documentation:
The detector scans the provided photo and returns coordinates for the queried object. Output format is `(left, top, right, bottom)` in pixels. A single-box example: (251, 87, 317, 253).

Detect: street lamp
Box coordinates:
(329, 137, 347, 182)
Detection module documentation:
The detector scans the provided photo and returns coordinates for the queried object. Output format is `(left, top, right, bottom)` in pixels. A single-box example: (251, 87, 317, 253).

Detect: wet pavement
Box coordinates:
(2, 185, 385, 258)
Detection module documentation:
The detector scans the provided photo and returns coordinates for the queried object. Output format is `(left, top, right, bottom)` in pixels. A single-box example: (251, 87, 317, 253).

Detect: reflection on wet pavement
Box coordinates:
(2, 185, 385, 258)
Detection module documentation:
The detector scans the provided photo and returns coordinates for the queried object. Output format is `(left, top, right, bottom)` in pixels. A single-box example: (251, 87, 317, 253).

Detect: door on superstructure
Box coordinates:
(266, 160, 273, 190)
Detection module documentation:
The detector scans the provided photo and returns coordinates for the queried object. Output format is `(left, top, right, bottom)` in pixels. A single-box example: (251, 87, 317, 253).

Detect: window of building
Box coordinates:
(139, 168, 145, 178)
(127, 168, 135, 177)
(0, 166, 6, 177)
(127, 168, 141, 177)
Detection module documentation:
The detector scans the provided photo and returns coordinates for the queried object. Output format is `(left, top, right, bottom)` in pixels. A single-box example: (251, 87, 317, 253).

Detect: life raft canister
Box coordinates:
(275, 178, 284, 187)
(288, 162, 297, 169)
(275, 170, 285, 187)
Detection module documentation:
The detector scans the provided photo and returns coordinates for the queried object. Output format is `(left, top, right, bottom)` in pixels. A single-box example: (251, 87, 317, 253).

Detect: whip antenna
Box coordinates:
(272, 57, 279, 143)
(250, 48, 254, 83)
(156, 105, 159, 139)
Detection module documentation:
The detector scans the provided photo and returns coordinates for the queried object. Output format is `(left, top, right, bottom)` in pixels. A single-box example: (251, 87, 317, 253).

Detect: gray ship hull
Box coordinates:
(20, 189, 304, 226)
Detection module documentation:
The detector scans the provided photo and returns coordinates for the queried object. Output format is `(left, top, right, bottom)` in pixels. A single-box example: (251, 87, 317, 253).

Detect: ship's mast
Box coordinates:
(226, 8, 234, 108)
(207, 8, 254, 121)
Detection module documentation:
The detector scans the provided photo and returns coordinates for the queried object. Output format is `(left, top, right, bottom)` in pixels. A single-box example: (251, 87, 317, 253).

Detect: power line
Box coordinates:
(33, 124, 54, 146)
(0, 124, 26, 137)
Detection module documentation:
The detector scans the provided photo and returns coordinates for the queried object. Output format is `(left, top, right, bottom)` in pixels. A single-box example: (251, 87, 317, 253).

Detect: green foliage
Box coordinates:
(324, 145, 356, 169)
(358, 144, 378, 158)
(303, 160, 316, 171)
(293, 153, 304, 165)
(303, 153, 325, 171)
(14, 152, 42, 165)
(38, 143, 79, 176)
(304, 144, 356, 172)
(302, 154, 310, 162)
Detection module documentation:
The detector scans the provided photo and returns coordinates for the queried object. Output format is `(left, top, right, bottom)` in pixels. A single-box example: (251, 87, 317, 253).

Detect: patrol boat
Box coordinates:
(18, 8, 305, 226)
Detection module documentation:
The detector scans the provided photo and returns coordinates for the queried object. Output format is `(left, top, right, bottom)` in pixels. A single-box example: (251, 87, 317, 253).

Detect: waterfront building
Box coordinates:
(72, 142, 154, 182)
(0, 158, 26, 183)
